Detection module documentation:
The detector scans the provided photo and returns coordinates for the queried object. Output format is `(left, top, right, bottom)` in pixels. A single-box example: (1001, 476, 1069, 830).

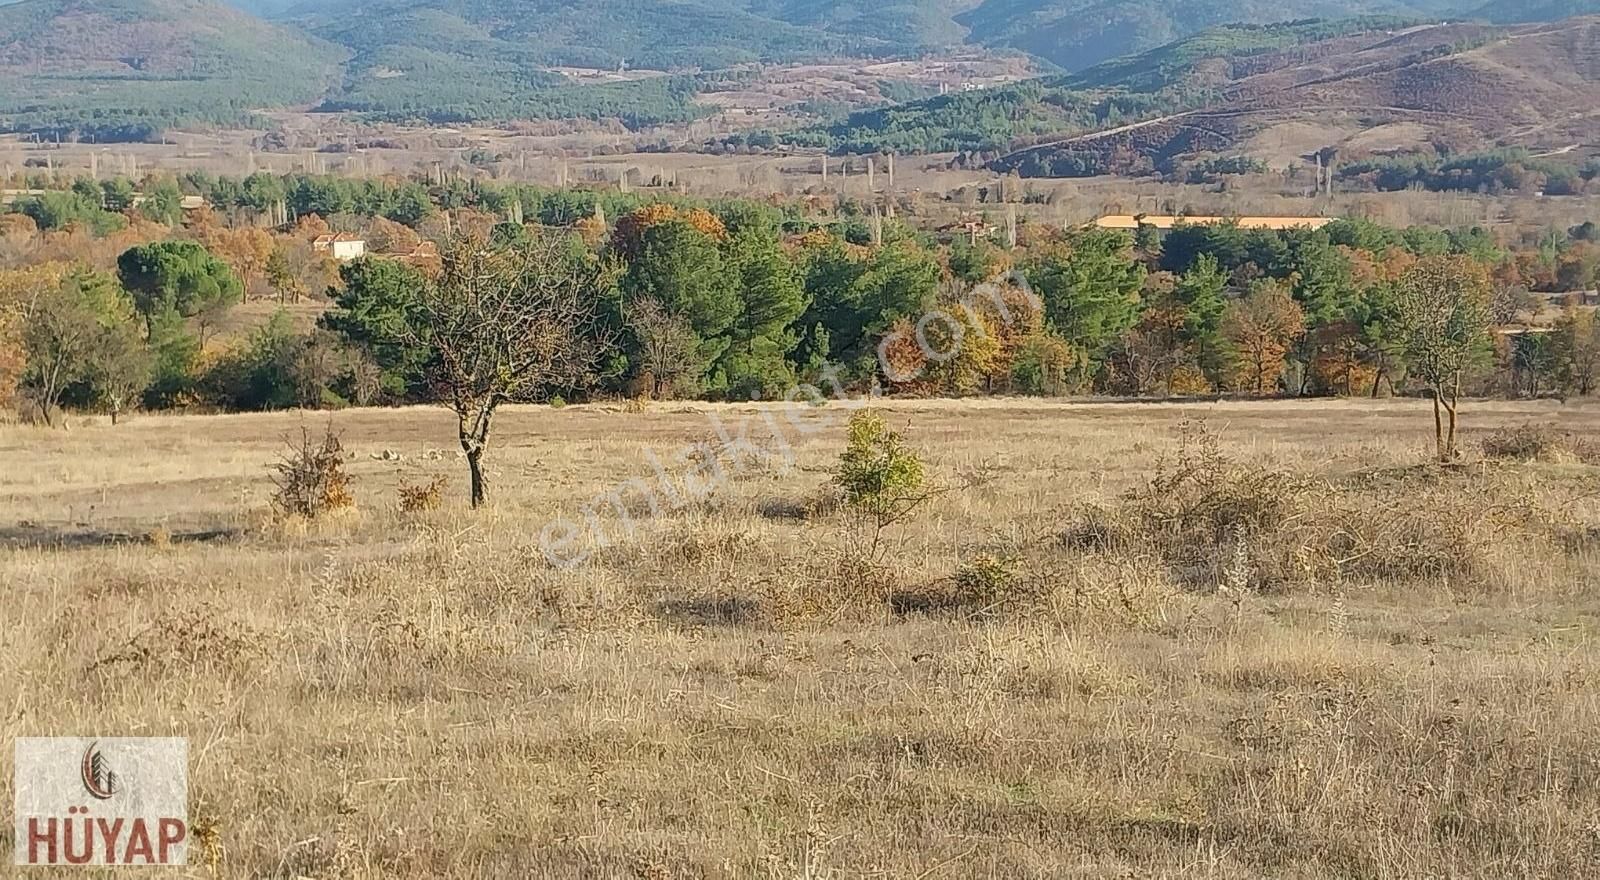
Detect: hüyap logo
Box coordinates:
(14, 737, 189, 866)
(79, 742, 118, 800)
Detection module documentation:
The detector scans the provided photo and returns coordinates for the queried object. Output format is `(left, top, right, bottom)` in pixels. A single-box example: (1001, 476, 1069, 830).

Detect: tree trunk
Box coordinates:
(466, 448, 486, 508)
(1445, 372, 1461, 459)
(1440, 390, 1452, 467)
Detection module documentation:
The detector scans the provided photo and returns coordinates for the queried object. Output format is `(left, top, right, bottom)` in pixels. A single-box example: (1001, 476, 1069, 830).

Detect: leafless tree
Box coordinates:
(628, 297, 701, 400)
(406, 233, 611, 507)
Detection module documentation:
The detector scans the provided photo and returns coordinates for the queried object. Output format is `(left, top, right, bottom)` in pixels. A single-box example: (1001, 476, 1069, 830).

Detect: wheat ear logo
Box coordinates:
(80, 742, 118, 800)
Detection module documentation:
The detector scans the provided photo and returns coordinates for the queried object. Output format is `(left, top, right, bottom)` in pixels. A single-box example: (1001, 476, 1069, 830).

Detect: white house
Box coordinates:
(312, 233, 367, 261)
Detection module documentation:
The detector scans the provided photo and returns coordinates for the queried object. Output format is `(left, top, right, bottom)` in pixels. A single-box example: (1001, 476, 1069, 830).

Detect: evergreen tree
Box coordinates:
(721, 227, 807, 398)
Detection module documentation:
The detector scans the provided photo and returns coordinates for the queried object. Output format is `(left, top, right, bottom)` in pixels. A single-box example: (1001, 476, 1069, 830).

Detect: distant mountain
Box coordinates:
(4, 0, 1599, 140)
(772, 17, 1421, 154)
(224, 0, 316, 14)
(953, 0, 1467, 70)
(1469, 0, 1600, 22)
(991, 16, 1600, 175)
(296, 0, 906, 71)
(765, 14, 1600, 176)
(0, 0, 345, 138)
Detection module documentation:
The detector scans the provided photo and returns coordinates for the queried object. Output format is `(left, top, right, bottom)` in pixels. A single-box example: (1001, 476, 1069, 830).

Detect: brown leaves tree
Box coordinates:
(1392, 256, 1492, 462)
(1221, 280, 1306, 395)
(407, 233, 611, 507)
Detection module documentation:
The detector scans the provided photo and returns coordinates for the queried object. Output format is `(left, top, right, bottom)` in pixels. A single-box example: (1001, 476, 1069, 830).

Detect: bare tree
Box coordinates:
(628, 297, 701, 400)
(1393, 256, 1492, 462)
(406, 234, 611, 507)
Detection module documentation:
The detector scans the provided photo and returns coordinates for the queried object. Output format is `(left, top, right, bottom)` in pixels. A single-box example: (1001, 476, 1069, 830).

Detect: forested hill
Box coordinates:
(2, 0, 1598, 140)
(953, 0, 1461, 70)
(765, 17, 1420, 154)
(754, 13, 1600, 180)
(0, 0, 346, 140)
(297, 0, 890, 72)
(1470, 0, 1600, 22)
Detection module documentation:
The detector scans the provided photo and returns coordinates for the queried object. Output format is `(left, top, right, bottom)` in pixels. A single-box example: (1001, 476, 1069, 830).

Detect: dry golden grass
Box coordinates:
(4, 397, 1600, 877)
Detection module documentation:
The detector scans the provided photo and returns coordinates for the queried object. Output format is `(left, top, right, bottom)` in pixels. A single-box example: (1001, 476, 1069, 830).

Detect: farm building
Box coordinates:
(312, 233, 367, 261)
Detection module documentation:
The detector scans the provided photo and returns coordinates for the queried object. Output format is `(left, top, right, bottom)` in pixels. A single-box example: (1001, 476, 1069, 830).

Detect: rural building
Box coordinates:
(382, 240, 439, 267)
(312, 233, 367, 261)
(1093, 215, 1335, 233)
(936, 218, 998, 243)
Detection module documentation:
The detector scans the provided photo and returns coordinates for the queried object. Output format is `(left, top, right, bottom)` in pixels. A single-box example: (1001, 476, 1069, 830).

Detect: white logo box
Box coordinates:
(13, 737, 188, 866)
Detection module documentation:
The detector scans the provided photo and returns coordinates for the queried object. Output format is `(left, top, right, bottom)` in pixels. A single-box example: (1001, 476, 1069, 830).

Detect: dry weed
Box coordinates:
(89, 604, 270, 675)
(1481, 423, 1600, 464)
(1064, 420, 1586, 593)
(271, 424, 355, 519)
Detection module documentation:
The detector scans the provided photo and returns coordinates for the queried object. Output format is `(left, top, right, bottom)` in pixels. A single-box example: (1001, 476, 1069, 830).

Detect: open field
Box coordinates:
(4, 398, 1600, 876)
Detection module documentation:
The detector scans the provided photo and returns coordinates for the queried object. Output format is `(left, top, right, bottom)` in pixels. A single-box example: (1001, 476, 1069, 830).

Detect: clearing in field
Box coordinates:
(3, 397, 1600, 877)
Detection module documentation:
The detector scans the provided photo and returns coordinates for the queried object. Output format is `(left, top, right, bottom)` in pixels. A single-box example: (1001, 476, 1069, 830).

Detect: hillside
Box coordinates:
(299, 0, 908, 71)
(992, 17, 1600, 176)
(1471, 0, 1600, 23)
(4, 0, 1599, 139)
(0, 0, 345, 139)
(952, 0, 1461, 70)
(772, 18, 1421, 154)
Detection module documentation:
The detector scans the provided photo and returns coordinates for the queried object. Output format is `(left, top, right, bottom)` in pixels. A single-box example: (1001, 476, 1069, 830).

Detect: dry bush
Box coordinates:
(1064, 421, 1584, 593)
(1481, 424, 1600, 464)
(271, 425, 354, 519)
(754, 484, 843, 521)
(397, 476, 448, 513)
(89, 605, 269, 674)
(753, 554, 905, 623)
(1035, 552, 1186, 629)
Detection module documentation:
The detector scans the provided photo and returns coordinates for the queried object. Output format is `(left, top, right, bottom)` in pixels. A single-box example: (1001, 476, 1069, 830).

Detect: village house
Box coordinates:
(312, 232, 367, 261)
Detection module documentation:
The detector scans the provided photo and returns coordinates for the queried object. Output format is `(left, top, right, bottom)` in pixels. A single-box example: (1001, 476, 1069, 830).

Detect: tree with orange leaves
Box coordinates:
(1222, 279, 1306, 395)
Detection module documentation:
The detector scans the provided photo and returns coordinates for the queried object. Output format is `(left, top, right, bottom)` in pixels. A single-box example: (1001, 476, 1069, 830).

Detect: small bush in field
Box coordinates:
(834, 409, 930, 556)
(1481, 424, 1598, 463)
(952, 553, 1022, 608)
(271, 425, 354, 519)
(398, 477, 448, 513)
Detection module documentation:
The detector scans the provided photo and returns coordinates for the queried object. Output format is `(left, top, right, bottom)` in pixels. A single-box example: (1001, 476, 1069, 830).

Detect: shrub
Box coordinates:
(1063, 420, 1577, 593)
(952, 553, 1022, 609)
(271, 425, 354, 519)
(1481, 424, 1599, 463)
(398, 477, 447, 513)
(833, 409, 930, 556)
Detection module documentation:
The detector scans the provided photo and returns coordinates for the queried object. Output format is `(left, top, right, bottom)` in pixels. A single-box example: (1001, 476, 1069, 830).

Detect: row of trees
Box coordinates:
(7, 170, 1600, 439)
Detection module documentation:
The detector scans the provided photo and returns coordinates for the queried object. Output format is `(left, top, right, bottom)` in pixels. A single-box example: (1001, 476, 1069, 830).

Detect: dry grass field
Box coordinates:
(4, 397, 1600, 877)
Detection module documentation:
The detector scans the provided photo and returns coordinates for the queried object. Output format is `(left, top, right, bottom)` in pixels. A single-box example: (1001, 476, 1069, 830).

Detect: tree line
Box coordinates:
(5, 178, 1600, 434)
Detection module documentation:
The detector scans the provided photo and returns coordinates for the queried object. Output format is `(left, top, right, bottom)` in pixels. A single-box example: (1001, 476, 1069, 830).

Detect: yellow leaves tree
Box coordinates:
(611, 203, 726, 261)
(1222, 279, 1306, 396)
(0, 263, 70, 409)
